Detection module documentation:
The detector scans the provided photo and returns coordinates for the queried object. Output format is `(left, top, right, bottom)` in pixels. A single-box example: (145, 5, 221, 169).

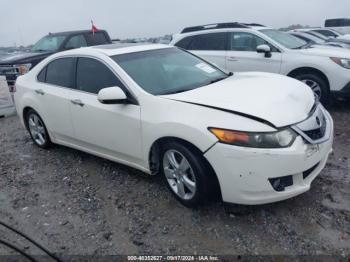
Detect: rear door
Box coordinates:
(226, 31, 282, 73)
(175, 32, 228, 70)
(35, 57, 76, 139)
(69, 57, 142, 165)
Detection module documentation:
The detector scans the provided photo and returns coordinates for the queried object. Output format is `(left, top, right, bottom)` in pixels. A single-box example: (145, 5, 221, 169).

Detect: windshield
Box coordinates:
(313, 29, 339, 38)
(300, 33, 324, 44)
(260, 29, 307, 49)
(32, 35, 66, 52)
(112, 48, 228, 95)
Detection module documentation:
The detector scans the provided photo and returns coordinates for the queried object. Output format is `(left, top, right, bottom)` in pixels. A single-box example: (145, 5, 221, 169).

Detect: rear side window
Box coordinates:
(46, 58, 76, 88)
(76, 57, 124, 94)
(85, 32, 110, 46)
(65, 35, 87, 49)
(179, 33, 227, 51)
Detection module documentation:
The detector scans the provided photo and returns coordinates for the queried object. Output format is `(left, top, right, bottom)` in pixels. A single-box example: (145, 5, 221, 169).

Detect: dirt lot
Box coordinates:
(0, 102, 349, 259)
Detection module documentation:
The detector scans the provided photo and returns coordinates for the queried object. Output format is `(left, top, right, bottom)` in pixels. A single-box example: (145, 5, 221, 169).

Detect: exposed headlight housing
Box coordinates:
(330, 57, 350, 69)
(14, 63, 32, 75)
(209, 128, 297, 148)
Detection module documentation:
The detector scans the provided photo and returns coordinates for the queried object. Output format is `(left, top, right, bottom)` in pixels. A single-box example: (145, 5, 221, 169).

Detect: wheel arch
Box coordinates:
(287, 67, 330, 90)
(23, 106, 37, 130)
(148, 136, 222, 200)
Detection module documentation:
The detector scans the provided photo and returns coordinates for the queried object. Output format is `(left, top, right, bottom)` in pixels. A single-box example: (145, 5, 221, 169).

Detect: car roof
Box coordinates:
(177, 22, 271, 35)
(54, 43, 172, 58)
(47, 29, 107, 36)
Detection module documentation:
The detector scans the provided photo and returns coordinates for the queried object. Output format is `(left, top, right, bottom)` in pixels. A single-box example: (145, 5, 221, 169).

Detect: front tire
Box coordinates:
(160, 141, 215, 207)
(25, 109, 51, 149)
(294, 73, 330, 105)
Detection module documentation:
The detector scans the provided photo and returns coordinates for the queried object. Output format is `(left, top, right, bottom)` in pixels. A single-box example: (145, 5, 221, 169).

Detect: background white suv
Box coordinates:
(170, 23, 350, 104)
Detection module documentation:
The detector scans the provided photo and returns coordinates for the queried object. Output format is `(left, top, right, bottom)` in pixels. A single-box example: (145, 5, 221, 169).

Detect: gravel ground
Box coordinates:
(0, 102, 349, 259)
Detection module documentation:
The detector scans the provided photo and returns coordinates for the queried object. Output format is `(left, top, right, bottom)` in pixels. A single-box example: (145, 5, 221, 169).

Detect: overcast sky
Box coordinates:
(0, 0, 349, 46)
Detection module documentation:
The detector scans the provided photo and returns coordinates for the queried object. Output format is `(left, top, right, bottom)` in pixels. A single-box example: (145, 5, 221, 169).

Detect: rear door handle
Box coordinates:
(227, 57, 238, 62)
(35, 89, 45, 95)
(71, 99, 85, 107)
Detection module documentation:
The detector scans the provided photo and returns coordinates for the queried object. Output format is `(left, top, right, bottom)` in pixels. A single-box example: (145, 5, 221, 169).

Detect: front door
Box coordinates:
(226, 32, 282, 73)
(69, 57, 142, 165)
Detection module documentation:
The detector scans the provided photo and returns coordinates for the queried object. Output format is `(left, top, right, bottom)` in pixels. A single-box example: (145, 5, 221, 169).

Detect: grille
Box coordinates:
(303, 119, 327, 140)
(293, 104, 329, 144)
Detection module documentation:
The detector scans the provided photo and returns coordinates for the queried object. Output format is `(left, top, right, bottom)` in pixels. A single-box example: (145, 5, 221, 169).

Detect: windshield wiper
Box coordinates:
(292, 43, 312, 49)
(209, 76, 229, 84)
(163, 88, 192, 95)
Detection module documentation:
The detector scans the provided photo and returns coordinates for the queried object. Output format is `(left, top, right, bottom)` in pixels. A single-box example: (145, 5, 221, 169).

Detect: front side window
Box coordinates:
(45, 58, 76, 88)
(260, 29, 306, 49)
(183, 33, 228, 51)
(112, 48, 228, 96)
(230, 32, 269, 51)
(32, 35, 66, 52)
(65, 35, 87, 49)
(76, 57, 124, 94)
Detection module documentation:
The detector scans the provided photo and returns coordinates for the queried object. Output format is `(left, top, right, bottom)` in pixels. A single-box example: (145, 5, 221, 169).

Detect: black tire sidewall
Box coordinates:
(160, 141, 212, 207)
(25, 110, 51, 149)
(295, 73, 330, 105)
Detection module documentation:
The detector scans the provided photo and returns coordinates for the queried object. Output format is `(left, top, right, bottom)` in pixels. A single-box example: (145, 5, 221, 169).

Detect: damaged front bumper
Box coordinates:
(204, 105, 334, 205)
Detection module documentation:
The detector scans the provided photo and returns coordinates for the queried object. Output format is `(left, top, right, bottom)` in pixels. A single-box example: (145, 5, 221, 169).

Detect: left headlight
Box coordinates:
(14, 63, 32, 75)
(208, 128, 297, 148)
(330, 57, 350, 69)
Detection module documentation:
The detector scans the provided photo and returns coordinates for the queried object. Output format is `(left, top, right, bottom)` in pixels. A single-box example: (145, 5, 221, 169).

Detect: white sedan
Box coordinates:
(14, 44, 333, 207)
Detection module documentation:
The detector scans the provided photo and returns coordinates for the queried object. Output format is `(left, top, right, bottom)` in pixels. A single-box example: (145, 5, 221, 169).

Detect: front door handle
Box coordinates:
(227, 57, 238, 62)
(71, 99, 85, 107)
(35, 89, 45, 95)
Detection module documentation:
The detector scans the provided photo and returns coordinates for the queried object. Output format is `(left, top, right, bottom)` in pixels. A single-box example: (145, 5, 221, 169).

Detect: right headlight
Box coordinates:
(208, 128, 297, 148)
(330, 57, 350, 69)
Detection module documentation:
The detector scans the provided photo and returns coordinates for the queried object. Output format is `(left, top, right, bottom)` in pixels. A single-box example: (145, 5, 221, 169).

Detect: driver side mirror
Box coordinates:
(98, 86, 128, 104)
(257, 44, 272, 58)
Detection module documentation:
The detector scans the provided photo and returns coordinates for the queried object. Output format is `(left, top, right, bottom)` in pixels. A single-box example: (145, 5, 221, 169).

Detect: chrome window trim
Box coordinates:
(35, 54, 139, 105)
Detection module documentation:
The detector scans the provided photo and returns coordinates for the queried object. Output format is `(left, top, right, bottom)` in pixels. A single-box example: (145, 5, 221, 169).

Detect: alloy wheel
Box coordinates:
(301, 79, 322, 100)
(163, 149, 196, 200)
(28, 113, 47, 146)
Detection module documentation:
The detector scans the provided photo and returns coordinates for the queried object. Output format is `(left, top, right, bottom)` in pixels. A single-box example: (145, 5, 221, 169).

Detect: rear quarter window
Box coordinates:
(37, 67, 47, 82)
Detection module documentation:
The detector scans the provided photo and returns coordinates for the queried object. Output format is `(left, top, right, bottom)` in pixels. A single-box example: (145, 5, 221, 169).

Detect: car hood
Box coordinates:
(297, 46, 350, 58)
(161, 72, 315, 128)
(0, 51, 52, 64)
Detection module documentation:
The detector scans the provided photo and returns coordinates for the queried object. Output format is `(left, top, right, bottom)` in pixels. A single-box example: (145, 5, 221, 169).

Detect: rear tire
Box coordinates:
(294, 73, 330, 105)
(25, 109, 52, 149)
(160, 141, 216, 207)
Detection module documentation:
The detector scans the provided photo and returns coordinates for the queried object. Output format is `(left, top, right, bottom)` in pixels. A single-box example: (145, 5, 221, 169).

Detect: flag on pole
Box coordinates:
(91, 20, 99, 35)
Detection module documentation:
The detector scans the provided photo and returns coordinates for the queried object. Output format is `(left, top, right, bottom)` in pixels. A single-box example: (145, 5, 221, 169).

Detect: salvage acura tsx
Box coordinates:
(14, 44, 334, 207)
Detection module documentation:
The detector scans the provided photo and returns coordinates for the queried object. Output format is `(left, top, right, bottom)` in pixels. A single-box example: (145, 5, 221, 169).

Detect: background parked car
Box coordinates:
(0, 29, 112, 91)
(292, 28, 350, 44)
(325, 18, 350, 34)
(171, 22, 350, 104)
(289, 31, 350, 49)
